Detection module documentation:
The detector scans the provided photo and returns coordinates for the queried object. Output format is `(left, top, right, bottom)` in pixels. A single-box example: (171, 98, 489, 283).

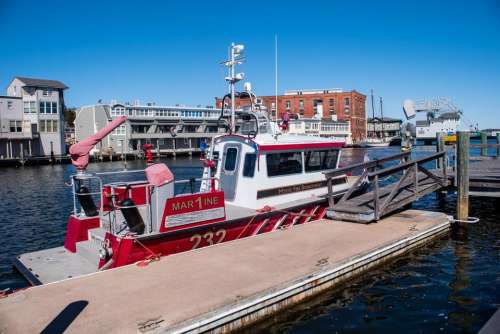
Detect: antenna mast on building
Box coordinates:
(222, 43, 245, 133)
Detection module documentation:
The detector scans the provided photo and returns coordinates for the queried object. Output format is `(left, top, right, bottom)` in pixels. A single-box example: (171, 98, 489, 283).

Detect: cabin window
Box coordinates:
(266, 152, 303, 177)
(224, 148, 238, 172)
(243, 153, 256, 177)
(305, 150, 339, 172)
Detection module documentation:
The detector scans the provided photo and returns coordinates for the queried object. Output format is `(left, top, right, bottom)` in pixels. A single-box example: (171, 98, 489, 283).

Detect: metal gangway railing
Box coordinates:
(324, 151, 449, 223)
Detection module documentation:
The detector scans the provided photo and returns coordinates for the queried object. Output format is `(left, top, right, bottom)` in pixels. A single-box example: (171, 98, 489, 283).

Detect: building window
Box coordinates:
(329, 98, 334, 107)
(111, 107, 125, 116)
(9, 120, 22, 132)
(39, 101, 58, 114)
(285, 100, 291, 110)
(113, 124, 126, 136)
(243, 153, 256, 178)
(7, 101, 13, 110)
(23, 101, 36, 113)
(266, 152, 303, 177)
(344, 97, 350, 106)
(299, 100, 304, 115)
(42, 89, 51, 96)
(39, 120, 58, 132)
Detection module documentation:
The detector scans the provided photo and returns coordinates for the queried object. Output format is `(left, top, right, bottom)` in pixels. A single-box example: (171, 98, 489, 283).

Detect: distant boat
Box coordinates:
(363, 137, 391, 148)
(362, 92, 391, 147)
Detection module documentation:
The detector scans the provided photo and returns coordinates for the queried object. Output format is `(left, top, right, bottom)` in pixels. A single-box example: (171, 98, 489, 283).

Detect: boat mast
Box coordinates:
(370, 89, 375, 138)
(379, 96, 385, 140)
(225, 43, 245, 134)
(275, 34, 278, 125)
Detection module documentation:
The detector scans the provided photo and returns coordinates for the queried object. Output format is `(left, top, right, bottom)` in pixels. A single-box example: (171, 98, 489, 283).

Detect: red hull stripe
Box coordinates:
(258, 142, 344, 152)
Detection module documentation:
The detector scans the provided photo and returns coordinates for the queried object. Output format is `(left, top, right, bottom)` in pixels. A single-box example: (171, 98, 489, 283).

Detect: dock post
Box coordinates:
(20, 142, 25, 166)
(497, 133, 500, 157)
(157, 139, 160, 159)
(481, 132, 488, 157)
(436, 132, 445, 169)
(456, 131, 470, 222)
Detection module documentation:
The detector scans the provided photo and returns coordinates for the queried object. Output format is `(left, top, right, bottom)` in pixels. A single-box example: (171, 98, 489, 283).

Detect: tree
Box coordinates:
(64, 107, 76, 126)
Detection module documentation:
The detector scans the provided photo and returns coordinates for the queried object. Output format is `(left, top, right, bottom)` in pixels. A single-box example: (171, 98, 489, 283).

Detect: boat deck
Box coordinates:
(13, 245, 98, 286)
(1, 209, 450, 333)
(13, 183, 352, 286)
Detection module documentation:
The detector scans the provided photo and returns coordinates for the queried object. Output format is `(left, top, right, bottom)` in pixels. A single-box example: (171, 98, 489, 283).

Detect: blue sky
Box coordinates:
(1, 0, 499, 127)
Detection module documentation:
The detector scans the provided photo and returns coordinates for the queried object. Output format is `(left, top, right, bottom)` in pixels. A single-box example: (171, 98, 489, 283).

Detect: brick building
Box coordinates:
(215, 89, 367, 142)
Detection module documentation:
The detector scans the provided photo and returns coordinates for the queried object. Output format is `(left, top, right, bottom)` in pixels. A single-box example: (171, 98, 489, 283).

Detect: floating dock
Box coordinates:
(0, 210, 450, 333)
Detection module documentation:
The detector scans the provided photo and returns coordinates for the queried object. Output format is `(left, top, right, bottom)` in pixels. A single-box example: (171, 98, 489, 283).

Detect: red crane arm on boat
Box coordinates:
(69, 116, 128, 170)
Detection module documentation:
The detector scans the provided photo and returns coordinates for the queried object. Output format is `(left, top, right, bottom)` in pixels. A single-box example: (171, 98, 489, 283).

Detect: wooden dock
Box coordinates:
(0, 210, 450, 334)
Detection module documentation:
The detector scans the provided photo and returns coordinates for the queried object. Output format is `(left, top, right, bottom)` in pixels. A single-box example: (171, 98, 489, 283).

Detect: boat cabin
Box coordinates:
(206, 132, 346, 209)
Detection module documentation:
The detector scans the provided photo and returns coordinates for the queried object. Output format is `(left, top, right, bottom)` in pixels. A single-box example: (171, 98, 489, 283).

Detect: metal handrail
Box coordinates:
(367, 151, 446, 179)
(469, 143, 500, 148)
(95, 169, 145, 176)
(323, 151, 411, 178)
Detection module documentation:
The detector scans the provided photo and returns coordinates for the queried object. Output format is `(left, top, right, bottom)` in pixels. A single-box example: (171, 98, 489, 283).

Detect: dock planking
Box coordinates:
(0, 209, 450, 334)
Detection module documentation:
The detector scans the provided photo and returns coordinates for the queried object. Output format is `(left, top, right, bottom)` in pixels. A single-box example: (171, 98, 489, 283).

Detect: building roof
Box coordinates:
(15, 77, 68, 90)
(367, 117, 402, 123)
(0, 95, 22, 100)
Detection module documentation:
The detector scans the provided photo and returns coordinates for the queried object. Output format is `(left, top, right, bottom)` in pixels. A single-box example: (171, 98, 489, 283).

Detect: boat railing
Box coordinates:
(71, 170, 220, 235)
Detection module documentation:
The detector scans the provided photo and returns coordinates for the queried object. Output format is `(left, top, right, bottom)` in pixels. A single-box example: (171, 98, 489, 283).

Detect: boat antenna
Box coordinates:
(275, 34, 279, 127)
(223, 43, 245, 134)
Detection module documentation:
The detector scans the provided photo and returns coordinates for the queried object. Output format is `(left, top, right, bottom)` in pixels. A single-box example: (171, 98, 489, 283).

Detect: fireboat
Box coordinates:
(13, 44, 357, 285)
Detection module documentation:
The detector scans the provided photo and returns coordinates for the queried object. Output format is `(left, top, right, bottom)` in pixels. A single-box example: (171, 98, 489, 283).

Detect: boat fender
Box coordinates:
(119, 198, 145, 234)
(76, 186, 99, 217)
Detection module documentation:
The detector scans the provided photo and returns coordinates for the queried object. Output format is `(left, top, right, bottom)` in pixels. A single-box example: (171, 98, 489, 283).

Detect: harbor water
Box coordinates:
(0, 147, 499, 333)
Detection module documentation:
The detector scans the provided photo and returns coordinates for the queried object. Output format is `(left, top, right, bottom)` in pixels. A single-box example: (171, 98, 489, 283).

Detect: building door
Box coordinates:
(220, 143, 241, 201)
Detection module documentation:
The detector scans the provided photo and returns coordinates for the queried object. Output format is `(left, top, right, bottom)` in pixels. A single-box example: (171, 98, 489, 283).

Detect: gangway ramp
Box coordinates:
(324, 151, 449, 223)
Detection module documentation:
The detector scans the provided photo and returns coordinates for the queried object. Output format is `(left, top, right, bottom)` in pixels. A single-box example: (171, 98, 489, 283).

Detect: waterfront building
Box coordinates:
(75, 102, 224, 156)
(287, 118, 351, 145)
(482, 128, 500, 137)
(0, 77, 68, 158)
(416, 112, 460, 140)
(216, 89, 366, 143)
(367, 117, 402, 139)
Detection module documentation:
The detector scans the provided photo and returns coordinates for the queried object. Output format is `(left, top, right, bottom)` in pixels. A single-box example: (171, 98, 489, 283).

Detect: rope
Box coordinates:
(450, 216, 480, 224)
(130, 235, 161, 267)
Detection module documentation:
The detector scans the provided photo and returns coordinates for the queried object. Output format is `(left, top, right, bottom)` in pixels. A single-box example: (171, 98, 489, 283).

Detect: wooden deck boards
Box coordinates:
(0, 210, 450, 334)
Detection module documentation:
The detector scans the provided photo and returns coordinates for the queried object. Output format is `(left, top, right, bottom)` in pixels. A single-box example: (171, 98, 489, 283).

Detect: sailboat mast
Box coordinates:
(370, 89, 375, 138)
(379, 96, 385, 140)
(275, 34, 278, 125)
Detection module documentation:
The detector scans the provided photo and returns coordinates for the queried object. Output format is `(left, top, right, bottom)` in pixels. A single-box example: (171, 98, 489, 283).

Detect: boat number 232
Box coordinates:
(189, 229, 226, 249)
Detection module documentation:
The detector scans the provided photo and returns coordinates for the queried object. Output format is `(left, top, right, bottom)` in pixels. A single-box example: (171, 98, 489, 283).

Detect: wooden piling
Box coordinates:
(480, 131, 488, 156)
(436, 132, 445, 169)
(456, 131, 470, 222)
(497, 133, 500, 157)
